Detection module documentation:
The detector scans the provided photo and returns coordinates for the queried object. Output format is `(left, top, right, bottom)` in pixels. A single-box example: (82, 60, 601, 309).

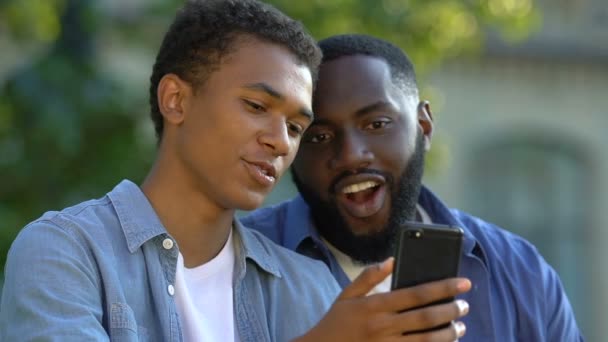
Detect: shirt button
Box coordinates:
(162, 238, 174, 250)
(167, 284, 175, 296)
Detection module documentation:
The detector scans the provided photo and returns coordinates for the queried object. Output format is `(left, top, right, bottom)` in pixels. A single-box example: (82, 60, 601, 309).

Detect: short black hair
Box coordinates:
(318, 34, 418, 96)
(149, 0, 321, 140)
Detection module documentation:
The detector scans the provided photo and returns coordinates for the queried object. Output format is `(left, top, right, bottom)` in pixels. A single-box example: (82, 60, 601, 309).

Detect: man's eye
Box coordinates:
(243, 99, 266, 112)
(306, 133, 331, 143)
(287, 122, 304, 136)
(366, 120, 389, 130)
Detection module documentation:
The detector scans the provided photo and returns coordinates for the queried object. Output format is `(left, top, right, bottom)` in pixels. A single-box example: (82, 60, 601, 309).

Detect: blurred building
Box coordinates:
(426, 0, 608, 340)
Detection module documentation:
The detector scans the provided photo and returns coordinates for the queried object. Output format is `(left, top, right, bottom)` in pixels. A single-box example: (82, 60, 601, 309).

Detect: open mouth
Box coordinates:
(336, 178, 387, 218)
(243, 160, 277, 188)
(342, 180, 381, 202)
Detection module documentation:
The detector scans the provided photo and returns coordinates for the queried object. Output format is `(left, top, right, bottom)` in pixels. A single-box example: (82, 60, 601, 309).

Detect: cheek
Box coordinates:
(375, 134, 412, 171)
(287, 139, 301, 159)
(294, 151, 331, 188)
(276, 144, 298, 178)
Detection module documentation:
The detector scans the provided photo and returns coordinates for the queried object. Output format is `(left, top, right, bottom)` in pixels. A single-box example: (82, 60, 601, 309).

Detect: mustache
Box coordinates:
(328, 168, 394, 195)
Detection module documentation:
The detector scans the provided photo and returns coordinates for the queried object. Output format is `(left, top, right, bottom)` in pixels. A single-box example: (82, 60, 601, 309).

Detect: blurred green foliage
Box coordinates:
(270, 0, 539, 74)
(0, 0, 539, 269)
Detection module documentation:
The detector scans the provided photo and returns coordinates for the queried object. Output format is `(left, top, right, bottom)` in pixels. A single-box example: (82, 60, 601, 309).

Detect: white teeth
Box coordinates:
(258, 167, 270, 176)
(264, 171, 275, 179)
(342, 181, 379, 194)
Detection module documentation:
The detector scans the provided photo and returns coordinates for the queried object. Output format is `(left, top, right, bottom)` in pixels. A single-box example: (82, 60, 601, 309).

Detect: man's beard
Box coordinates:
(292, 132, 426, 265)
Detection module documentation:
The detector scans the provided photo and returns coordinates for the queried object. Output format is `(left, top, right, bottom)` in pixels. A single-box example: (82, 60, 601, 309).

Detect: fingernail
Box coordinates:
(456, 300, 469, 315)
(456, 279, 471, 291)
(454, 321, 466, 337)
(379, 257, 393, 269)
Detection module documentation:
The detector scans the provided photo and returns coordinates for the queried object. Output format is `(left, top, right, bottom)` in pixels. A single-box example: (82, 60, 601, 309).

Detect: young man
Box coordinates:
(1, 2, 471, 342)
(243, 34, 584, 341)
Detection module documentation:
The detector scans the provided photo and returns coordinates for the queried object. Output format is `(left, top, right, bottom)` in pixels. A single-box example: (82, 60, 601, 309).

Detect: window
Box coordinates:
(467, 135, 593, 336)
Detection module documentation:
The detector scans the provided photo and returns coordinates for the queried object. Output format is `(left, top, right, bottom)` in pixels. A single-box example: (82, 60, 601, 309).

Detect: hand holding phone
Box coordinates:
(295, 258, 471, 342)
(391, 222, 464, 334)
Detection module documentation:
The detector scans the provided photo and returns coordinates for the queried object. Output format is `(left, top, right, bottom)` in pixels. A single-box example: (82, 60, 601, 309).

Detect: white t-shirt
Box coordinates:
(324, 205, 433, 295)
(174, 229, 239, 342)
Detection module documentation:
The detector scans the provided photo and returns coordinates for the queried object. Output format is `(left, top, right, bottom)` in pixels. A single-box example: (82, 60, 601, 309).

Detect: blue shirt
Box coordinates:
(242, 186, 584, 341)
(0, 180, 340, 342)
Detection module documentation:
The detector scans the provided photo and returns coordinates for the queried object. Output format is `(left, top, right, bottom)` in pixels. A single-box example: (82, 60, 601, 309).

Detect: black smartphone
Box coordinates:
(391, 222, 464, 333)
(391, 221, 463, 292)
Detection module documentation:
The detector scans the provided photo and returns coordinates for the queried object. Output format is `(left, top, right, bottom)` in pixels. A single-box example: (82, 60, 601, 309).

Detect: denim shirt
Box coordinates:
(242, 186, 585, 342)
(0, 180, 340, 341)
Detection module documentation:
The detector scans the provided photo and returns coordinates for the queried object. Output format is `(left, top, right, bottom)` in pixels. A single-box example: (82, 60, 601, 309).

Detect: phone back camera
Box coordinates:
(408, 229, 423, 238)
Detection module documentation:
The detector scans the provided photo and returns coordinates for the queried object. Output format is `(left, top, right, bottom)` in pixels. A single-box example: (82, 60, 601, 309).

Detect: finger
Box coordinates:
(338, 257, 394, 300)
(374, 277, 471, 313)
(385, 299, 469, 335)
(401, 320, 466, 342)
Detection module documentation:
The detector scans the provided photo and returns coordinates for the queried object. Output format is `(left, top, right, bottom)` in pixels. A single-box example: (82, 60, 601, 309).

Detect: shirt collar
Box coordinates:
(108, 180, 282, 278)
(233, 219, 281, 278)
(107, 180, 168, 253)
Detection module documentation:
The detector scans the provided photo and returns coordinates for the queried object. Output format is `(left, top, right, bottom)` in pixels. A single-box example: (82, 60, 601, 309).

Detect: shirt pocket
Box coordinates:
(109, 302, 149, 341)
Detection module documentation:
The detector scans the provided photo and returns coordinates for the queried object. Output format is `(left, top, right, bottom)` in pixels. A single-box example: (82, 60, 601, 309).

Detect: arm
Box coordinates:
(541, 257, 585, 341)
(0, 221, 109, 341)
(294, 258, 470, 342)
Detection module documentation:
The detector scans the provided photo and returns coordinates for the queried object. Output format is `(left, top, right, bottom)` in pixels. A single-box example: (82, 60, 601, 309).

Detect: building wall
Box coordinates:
(426, 57, 608, 341)
(424, 2, 608, 338)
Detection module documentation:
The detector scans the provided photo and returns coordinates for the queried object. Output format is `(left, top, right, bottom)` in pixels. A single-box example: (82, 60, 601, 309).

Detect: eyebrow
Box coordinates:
(242, 82, 313, 120)
(355, 101, 393, 117)
(310, 100, 393, 127)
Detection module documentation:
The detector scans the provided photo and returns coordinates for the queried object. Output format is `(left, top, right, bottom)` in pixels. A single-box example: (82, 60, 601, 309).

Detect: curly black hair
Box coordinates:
(149, 0, 321, 140)
(318, 34, 418, 96)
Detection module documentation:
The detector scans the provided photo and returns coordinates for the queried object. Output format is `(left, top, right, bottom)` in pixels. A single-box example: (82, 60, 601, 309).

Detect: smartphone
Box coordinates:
(391, 221, 463, 292)
(391, 222, 463, 333)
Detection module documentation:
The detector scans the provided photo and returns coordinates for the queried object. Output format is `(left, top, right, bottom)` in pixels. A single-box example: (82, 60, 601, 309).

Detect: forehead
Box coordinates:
(204, 37, 313, 105)
(313, 55, 398, 116)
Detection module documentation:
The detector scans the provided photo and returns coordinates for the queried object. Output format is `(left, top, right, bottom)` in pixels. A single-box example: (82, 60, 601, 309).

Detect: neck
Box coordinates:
(141, 151, 234, 268)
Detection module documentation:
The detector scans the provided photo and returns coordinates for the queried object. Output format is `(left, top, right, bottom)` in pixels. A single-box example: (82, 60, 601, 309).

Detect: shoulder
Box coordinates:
(6, 196, 120, 275)
(452, 209, 541, 260)
(1, 198, 121, 341)
(453, 209, 563, 297)
(451, 209, 583, 340)
(3, 198, 114, 298)
(14, 197, 114, 244)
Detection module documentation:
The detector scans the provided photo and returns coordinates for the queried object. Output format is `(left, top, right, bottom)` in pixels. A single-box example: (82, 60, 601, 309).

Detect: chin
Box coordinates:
(351, 223, 387, 236)
(344, 210, 389, 233)
(238, 202, 262, 211)
(236, 192, 267, 211)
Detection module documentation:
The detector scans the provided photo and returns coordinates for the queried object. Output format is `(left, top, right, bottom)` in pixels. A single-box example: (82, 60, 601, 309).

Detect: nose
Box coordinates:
(328, 130, 373, 171)
(258, 117, 290, 157)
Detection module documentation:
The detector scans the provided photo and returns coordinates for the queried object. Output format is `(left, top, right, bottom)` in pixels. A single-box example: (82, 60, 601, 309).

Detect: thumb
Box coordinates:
(338, 257, 394, 300)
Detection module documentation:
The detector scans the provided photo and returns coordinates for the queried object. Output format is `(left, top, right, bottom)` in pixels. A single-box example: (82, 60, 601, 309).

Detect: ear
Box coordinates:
(157, 74, 191, 128)
(417, 100, 434, 151)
